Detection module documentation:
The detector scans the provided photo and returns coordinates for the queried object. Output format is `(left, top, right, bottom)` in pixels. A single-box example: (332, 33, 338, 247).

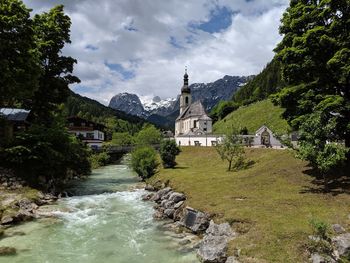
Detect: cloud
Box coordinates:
(23, 0, 289, 105)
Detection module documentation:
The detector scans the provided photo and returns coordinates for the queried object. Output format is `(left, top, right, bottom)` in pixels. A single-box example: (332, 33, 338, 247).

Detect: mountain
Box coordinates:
(108, 75, 251, 126)
(108, 93, 145, 117)
(65, 91, 147, 134)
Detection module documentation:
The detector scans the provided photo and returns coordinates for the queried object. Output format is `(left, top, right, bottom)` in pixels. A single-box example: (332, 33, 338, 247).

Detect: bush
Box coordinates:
(309, 218, 330, 240)
(0, 124, 91, 187)
(131, 146, 158, 179)
(134, 124, 162, 146)
(89, 151, 111, 169)
(160, 140, 180, 168)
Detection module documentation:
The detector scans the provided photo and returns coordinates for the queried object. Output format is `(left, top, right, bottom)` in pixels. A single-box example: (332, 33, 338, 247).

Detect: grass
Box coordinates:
(213, 99, 291, 135)
(148, 147, 350, 263)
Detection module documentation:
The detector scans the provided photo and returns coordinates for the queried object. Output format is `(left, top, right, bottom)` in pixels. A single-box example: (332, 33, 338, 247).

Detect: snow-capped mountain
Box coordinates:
(108, 75, 253, 125)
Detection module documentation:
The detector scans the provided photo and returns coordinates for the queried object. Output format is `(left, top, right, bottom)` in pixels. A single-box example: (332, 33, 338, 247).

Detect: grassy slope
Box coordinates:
(149, 147, 350, 263)
(213, 99, 290, 135)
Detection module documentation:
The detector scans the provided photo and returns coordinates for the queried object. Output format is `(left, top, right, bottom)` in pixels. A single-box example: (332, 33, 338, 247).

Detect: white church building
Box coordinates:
(175, 70, 214, 146)
(174, 70, 285, 148)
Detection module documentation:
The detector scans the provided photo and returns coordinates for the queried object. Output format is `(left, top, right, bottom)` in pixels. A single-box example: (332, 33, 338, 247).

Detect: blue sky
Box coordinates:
(24, 0, 289, 104)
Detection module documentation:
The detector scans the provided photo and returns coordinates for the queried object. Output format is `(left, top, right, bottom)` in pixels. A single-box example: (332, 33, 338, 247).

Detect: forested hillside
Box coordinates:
(233, 58, 285, 105)
(64, 91, 146, 134)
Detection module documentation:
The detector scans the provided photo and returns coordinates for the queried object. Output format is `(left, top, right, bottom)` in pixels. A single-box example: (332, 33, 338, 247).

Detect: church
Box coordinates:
(175, 70, 215, 146)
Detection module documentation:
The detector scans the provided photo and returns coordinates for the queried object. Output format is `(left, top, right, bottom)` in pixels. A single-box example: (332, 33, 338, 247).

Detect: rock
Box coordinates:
(179, 239, 191, 245)
(173, 207, 184, 222)
(174, 201, 184, 209)
(141, 193, 154, 201)
(206, 221, 235, 238)
(225, 256, 240, 263)
(151, 187, 172, 202)
(161, 191, 174, 201)
(18, 199, 38, 212)
(0, 246, 16, 256)
(332, 233, 350, 256)
(310, 253, 335, 263)
(161, 200, 175, 209)
(1, 215, 14, 225)
(169, 192, 186, 203)
(197, 221, 237, 263)
(181, 207, 210, 233)
(164, 208, 175, 219)
(145, 184, 155, 191)
(153, 210, 165, 220)
(332, 224, 346, 234)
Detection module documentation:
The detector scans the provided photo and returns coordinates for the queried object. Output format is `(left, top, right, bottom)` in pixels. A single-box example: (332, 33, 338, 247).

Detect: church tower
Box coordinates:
(179, 68, 191, 114)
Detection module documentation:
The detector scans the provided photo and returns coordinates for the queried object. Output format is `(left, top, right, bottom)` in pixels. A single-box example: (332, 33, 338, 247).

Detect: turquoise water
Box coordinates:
(0, 157, 198, 263)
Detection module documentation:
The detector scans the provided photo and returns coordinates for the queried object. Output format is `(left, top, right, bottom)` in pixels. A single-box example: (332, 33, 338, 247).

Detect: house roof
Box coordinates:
(176, 101, 212, 121)
(0, 108, 30, 122)
(67, 116, 106, 130)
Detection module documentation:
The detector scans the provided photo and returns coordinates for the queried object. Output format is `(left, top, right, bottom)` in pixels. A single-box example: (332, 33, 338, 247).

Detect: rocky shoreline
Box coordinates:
(142, 184, 240, 263)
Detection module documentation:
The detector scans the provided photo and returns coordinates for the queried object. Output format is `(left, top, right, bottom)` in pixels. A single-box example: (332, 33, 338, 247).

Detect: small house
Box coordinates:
(67, 116, 106, 149)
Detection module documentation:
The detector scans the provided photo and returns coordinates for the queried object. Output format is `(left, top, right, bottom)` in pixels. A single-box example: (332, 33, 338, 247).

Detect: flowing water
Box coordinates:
(0, 157, 199, 263)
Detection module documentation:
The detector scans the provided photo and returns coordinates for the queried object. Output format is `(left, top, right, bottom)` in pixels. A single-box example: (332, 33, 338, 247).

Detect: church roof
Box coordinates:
(176, 101, 211, 121)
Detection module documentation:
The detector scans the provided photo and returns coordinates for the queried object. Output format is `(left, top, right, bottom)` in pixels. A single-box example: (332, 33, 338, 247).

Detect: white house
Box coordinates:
(67, 116, 106, 149)
(175, 70, 213, 137)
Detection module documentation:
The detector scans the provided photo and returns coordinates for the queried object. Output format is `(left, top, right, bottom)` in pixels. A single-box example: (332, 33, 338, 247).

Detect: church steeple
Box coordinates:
(180, 67, 191, 114)
(181, 67, 190, 94)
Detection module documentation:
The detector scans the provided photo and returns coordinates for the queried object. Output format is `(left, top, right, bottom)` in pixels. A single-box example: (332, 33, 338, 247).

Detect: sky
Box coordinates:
(24, 0, 289, 105)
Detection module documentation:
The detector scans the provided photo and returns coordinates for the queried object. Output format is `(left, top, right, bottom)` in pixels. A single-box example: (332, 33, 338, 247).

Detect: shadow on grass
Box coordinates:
(172, 166, 189, 170)
(300, 165, 350, 196)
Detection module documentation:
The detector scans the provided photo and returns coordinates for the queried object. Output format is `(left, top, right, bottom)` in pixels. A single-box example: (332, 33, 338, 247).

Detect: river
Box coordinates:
(0, 156, 199, 263)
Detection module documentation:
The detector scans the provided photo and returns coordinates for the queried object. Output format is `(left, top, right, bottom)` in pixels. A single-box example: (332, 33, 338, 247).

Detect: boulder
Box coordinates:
(181, 207, 210, 233)
(141, 193, 154, 201)
(197, 221, 236, 263)
(0, 246, 16, 256)
(169, 192, 186, 203)
(18, 198, 38, 212)
(332, 224, 346, 234)
(145, 184, 155, 191)
(332, 233, 350, 256)
(225, 256, 240, 263)
(153, 210, 166, 220)
(1, 215, 14, 225)
(174, 201, 184, 209)
(164, 208, 175, 219)
(151, 187, 172, 202)
(161, 191, 174, 201)
(161, 200, 175, 209)
(310, 253, 336, 263)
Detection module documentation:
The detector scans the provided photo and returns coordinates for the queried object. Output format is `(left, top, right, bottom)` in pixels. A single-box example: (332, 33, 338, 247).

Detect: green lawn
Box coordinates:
(213, 99, 291, 135)
(149, 147, 350, 263)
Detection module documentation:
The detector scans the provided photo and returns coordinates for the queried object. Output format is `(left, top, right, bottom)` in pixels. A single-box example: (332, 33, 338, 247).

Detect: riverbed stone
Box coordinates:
(1, 215, 14, 225)
(225, 256, 240, 263)
(164, 208, 175, 219)
(169, 192, 186, 203)
(310, 253, 336, 263)
(0, 246, 16, 256)
(174, 201, 184, 209)
(161, 200, 175, 209)
(151, 187, 172, 202)
(197, 221, 236, 263)
(145, 184, 155, 191)
(332, 233, 350, 256)
(181, 207, 210, 233)
(332, 224, 346, 234)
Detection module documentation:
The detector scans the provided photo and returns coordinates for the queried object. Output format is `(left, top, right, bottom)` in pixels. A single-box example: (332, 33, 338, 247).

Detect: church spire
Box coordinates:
(181, 67, 190, 94)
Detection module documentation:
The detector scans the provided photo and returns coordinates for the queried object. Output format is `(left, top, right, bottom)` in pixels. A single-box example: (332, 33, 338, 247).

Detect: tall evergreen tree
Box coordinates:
(274, 0, 349, 173)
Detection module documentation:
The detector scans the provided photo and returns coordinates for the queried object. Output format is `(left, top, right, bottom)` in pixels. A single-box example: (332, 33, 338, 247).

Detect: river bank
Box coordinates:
(0, 157, 200, 262)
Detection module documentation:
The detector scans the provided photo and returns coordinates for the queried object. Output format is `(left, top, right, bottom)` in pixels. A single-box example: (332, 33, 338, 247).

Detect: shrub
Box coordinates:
(89, 151, 111, 169)
(131, 146, 158, 179)
(160, 140, 181, 168)
(309, 218, 330, 240)
(134, 124, 162, 146)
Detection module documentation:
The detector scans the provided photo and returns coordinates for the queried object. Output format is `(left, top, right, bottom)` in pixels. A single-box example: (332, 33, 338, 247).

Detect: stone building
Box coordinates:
(175, 70, 213, 137)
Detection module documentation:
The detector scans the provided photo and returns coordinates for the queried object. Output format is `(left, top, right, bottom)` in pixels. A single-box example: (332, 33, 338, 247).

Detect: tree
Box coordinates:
(110, 132, 135, 146)
(273, 0, 350, 173)
(160, 140, 181, 168)
(216, 129, 245, 171)
(134, 124, 162, 146)
(30, 5, 80, 125)
(0, 0, 40, 107)
(131, 146, 158, 179)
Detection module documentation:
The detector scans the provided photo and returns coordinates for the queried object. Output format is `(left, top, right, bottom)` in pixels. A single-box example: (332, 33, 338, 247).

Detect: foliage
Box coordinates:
(89, 151, 111, 169)
(131, 146, 158, 179)
(110, 132, 135, 146)
(0, 123, 91, 187)
(30, 5, 80, 124)
(216, 128, 245, 171)
(309, 218, 330, 240)
(213, 100, 290, 135)
(159, 140, 181, 168)
(210, 100, 239, 123)
(273, 0, 350, 172)
(64, 91, 145, 134)
(233, 58, 285, 105)
(134, 124, 162, 146)
(0, 0, 40, 107)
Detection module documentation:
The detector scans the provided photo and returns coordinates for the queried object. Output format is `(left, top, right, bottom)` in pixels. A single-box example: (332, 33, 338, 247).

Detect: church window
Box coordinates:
(185, 97, 189, 104)
(194, 120, 197, 128)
